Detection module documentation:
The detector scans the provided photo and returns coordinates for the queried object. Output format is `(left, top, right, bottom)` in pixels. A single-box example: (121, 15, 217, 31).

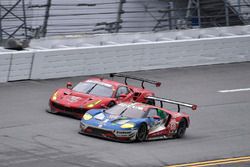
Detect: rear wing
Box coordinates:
(109, 73, 161, 89)
(146, 96, 197, 112)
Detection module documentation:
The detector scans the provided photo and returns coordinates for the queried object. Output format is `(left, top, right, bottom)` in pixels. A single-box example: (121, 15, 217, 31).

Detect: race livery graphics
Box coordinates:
(47, 74, 161, 119)
(79, 97, 197, 142)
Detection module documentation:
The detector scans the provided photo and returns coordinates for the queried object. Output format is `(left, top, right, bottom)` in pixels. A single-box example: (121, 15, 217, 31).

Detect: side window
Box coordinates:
(147, 108, 168, 119)
(156, 109, 168, 119)
(147, 108, 158, 117)
(116, 86, 130, 97)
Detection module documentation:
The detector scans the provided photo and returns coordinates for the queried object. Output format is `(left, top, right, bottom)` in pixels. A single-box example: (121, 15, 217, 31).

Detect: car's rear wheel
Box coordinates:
(136, 124, 147, 142)
(174, 119, 187, 138)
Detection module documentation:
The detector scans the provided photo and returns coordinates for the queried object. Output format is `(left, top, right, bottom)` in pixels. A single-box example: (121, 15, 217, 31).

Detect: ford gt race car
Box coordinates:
(47, 73, 161, 119)
(79, 96, 197, 142)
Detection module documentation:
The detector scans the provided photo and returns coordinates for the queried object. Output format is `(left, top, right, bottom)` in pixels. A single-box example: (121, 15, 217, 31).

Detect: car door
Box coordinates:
(146, 108, 169, 137)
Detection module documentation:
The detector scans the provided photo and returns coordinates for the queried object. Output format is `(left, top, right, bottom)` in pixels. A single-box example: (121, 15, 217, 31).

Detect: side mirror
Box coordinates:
(66, 82, 73, 89)
(119, 94, 127, 99)
(153, 115, 160, 120)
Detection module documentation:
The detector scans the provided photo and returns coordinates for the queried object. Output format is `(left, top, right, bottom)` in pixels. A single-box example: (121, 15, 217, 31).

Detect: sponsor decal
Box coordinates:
(103, 119, 109, 123)
(98, 119, 109, 128)
(151, 131, 166, 137)
(170, 122, 177, 130)
(109, 115, 119, 119)
(86, 80, 112, 88)
(172, 113, 182, 118)
(149, 124, 166, 134)
(68, 96, 81, 102)
(169, 120, 177, 130)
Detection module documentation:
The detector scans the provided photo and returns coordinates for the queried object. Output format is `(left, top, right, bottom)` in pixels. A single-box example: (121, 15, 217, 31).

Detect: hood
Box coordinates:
(82, 109, 143, 130)
(53, 88, 108, 108)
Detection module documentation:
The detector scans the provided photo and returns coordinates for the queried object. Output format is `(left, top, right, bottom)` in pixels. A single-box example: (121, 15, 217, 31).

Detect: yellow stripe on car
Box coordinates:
(86, 100, 102, 108)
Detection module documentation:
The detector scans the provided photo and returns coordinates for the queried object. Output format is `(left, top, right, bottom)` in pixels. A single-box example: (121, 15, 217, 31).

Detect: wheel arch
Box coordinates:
(107, 100, 116, 108)
(136, 122, 149, 142)
(181, 117, 189, 128)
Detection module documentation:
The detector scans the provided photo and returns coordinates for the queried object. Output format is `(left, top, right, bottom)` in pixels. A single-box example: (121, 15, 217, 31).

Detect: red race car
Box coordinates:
(47, 73, 161, 119)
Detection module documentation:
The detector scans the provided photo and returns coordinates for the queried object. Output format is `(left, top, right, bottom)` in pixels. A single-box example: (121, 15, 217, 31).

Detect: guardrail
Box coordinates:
(1, 35, 250, 83)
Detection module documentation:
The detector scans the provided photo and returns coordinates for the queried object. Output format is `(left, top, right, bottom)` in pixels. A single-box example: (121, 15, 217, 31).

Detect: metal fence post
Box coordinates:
(238, 0, 241, 13)
(22, 0, 28, 39)
(197, 0, 201, 27)
(168, 2, 173, 30)
(0, 1, 3, 45)
(115, 0, 125, 33)
(225, 0, 230, 26)
(42, 0, 51, 37)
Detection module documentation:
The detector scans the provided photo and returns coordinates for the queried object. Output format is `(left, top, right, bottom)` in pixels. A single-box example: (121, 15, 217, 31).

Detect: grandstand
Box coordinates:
(1, 0, 250, 44)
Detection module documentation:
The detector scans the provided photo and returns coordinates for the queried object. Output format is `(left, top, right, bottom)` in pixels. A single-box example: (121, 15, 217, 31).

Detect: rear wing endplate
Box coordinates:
(146, 96, 197, 112)
(110, 73, 161, 89)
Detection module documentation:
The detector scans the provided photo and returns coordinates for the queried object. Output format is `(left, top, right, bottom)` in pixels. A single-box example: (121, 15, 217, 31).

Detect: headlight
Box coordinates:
(86, 100, 102, 108)
(52, 91, 58, 101)
(120, 123, 135, 129)
(83, 113, 93, 120)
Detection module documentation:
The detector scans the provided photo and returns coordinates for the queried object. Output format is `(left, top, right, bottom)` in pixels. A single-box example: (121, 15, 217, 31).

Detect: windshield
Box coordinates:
(106, 104, 145, 118)
(73, 81, 113, 97)
(73, 82, 95, 93)
(88, 84, 113, 97)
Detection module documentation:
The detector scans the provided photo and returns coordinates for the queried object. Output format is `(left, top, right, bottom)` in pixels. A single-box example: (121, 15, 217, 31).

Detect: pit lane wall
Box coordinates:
(1, 35, 250, 82)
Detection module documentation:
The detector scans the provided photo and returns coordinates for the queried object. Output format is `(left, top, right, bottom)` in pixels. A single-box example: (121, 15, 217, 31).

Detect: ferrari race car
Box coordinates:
(79, 96, 197, 142)
(47, 73, 161, 119)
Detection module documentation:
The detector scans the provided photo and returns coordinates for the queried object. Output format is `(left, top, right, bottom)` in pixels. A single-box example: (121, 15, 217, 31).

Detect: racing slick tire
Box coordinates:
(46, 106, 58, 114)
(174, 119, 187, 138)
(136, 123, 148, 142)
(107, 101, 116, 108)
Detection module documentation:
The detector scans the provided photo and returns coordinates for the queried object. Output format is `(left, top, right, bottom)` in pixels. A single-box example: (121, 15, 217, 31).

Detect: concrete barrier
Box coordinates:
(30, 35, 250, 80)
(8, 52, 34, 81)
(1, 34, 250, 83)
(0, 51, 34, 82)
(0, 53, 11, 83)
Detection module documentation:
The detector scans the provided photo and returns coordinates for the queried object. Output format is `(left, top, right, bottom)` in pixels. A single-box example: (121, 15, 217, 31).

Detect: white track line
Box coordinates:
(218, 88, 250, 93)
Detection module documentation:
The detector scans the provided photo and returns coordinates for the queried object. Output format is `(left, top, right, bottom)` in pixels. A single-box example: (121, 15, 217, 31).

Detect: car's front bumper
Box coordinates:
(79, 122, 137, 142)
(48, 101, 87, 119)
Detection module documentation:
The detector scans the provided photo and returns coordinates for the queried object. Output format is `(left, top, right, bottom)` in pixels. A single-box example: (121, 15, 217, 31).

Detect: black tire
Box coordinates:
(174, 119, 187, 138)
(46, 107, 58, 114)
(107, 101, 116, 108)
(136, 124, 148, 142)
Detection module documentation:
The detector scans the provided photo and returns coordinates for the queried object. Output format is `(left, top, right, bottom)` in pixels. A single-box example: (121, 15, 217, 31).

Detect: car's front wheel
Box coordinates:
(46, 106, 58, 114)
(107, 101, 116, 108)
(136, 123, 148, 142)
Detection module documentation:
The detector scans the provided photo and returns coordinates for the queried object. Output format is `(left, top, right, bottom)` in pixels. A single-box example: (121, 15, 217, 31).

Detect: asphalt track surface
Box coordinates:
(0, 62, 250, 167)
